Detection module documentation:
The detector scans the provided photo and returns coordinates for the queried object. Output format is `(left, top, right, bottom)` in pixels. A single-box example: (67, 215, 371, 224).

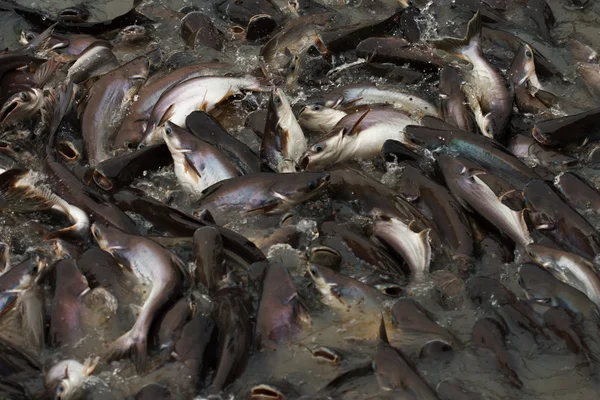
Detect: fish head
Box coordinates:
(525, 244, 552, 267)
(284, 54, 301, 86)
(91, 224, 128, 253)
(19, 30, 37, 46)
(480, 113, 495, 138)
(308, 245, 342, 268)
(0, 89, 44, 126)
(54, 377, 80, 400)
(0, 140, 37, 164)
(160, 121, 195, 154)
(269, 171, 330, 206)
(269, 88, 294, 117)
(300, 132, 343, 170)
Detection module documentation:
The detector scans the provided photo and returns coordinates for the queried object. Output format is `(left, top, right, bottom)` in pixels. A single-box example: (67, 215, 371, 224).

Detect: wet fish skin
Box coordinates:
(307, 263, 385, 318)
(81, 55, 150, 166)
(256, 263, 309, 344)
(141, 75, 264, 147)
(507, 135, 577, 170)
(439, 67, 474, 132)
(508, 44, 539, 88)
(527, 244, 600, 310)
(91, 223, 186, 369)
(554, 172, 600, 218)
(66, 42, 119, 84)
(301, 109, 416, 171)
(186, 111, 262, 175)
(518, 263, 599, 320)
(438, 155, 532, 248)
(373, 319, 439, 399)
(49, 259, 89, 350)
(133, 384, 172, 400)
(392, 299, 460, 347)
(261, 88, 307, 172)
(193, 226, 226, 294)
(0, 88, 44, 126)
(532, 107, 600, 147)
(45, 357, 99, 400)
(209, 287, 253, 393)
(174, 315, 217, 392)
(395, 164, 474, 259)
(114, 62, 232, 149)
(195, 172, 330, 224)
(523, 179, 600, 258)
(153, 296, 194, 351)
(405, 126, 540, 190)
(472, 318, 523, 388)
(298, 103, 347, 135)
(433, 11, 512, 140)
(161, 121, 240, 194)
(543, 307, 585, 355)
(356, 37, 447, 72)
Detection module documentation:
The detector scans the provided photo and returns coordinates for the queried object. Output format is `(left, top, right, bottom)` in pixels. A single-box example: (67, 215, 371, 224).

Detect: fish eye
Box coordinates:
(13, 144, 21, 152)
(26, 33, 35, 41)
(19, 92, 28, 101)
(124, 141, 133, 149)
(312, 144, 324, 153)
(313, 105, 321, 111)
(308, 180, 317, 190)
(30, 263, 38, 274)
(274, 96, 282, 104)
(525, 50, 532, 58)
(165, 126, 172, 135)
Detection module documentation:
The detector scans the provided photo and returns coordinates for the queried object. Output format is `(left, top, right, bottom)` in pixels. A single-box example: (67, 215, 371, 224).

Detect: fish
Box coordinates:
(193, 226, 226, 294)
(432, 11, 512, 140)
(44, 357, 99, 400)
(186, 111, 262, 175)
(161, 121, 240, 194)
(0, 168, 90, 240)
(373, 318, 439, 398)
(472, 318, 523, 388)
(307, 263, 386, 319)
(91, 223, 188, 368)
(180, 12, 222, 50)
(527, 244, 600, 310)
(0, 256, 45, 318)
(49, 259, 90, 350)
(518, 263, 599, 320)
(467, 276, 547, 341)
(114, 62, 232, 149)
(316, 83, 438, 118)
(0, 88, 44, 127)
(391, 299, 460, 347)
(297, 103, 347, 135)
(372, 213, 432, 279)
(81, 56, 149, 166)
(66, 42, 119, 84)
(439, 67, 474, 132)
(395, 164, 475, 259)
(508, 44, 541, 90)
(507, 135, 577, 170)
(256, 263, 310, 344)
(405, 126, 540, 190)
(246, 14, 278, 42)
(141, 75, 264, 146)
(261, 88, 307, 172)
(209, 288, 253, 392)
(523, 179, 600, 258)
(92, 143, 172, 191)
(301, 108, 415, 171)
(356, 37, 448, 72)
(438, 155, 532, 248)
(194, 172, 330, 224)
(532, 106, 600, 147)
(554, 172, 600, 217)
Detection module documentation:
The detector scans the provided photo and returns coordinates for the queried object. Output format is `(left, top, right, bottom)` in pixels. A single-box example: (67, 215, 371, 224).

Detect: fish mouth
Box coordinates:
(0, 101, 20, 124)
(311, 346, 342, 364)
(57, 141, 80, 163)
(299, 155, 310, 170)
(250, 384, 285, 399)
(92, 170, 114, 191)
(531, 127, 548, 145)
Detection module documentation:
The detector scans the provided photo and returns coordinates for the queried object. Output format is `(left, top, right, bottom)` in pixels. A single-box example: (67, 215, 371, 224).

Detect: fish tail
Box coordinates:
(432, 10, 482, 61)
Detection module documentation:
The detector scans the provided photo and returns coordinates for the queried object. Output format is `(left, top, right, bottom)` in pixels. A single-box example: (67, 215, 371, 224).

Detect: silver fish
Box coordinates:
(261, 88, 307, 172)
(141, 75, 264, 146)
(527, 244, 600, 309)
(301, 108, 415, 171)
(0, 89, 44, 126)
(161, 121, 240, 194)
(298, 103, 347, 134)
(45, 357, 99, 400)
(433, 11, 512, 139)
(438, 155, 532, 248)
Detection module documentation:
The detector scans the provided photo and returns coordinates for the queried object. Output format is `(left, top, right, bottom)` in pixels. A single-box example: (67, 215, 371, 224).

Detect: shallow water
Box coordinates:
(2, 0, 600, 399)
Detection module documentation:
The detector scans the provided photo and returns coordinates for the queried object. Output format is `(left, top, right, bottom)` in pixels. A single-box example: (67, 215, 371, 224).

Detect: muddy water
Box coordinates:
(2, 0, 600, 399)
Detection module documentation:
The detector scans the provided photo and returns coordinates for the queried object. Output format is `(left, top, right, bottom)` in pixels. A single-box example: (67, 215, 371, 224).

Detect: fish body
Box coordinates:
(439, 67, 474, 132)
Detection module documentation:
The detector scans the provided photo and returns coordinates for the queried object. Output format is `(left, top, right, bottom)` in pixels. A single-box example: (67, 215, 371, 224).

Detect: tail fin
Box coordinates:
(432, 10, 482, 60)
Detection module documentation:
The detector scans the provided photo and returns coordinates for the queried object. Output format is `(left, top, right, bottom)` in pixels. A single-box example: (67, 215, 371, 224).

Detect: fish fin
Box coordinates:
(105, 328, 147, 371)
(29, 23, 57, 53)
(283, 47, 293, 59)
(465, 168, 486, 179)
(432, 10, 482, 60)
(246, 198, 280, 214)
(183, 154, 202, 184)
(186, 30, 200, 50)
(159, 104, 176, 126)
(82, 356, 100, 376)
(378, 316, 389, 343)
(345, 109, 371, 136)
(34, 58, 61, 88)
(314, 35, 329, 55)
(419, 228, 432, 244)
